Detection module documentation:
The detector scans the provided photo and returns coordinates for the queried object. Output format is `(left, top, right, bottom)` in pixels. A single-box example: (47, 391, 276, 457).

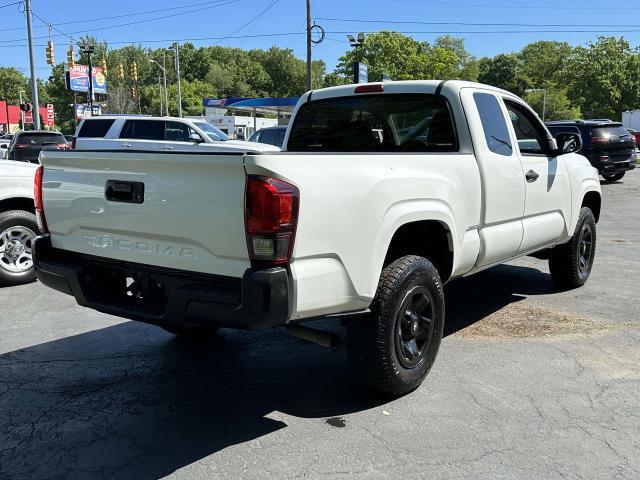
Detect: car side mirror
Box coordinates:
(554, 132, 582, 155)
(189, 133, 204, 143)
(0, 144, 7, 148)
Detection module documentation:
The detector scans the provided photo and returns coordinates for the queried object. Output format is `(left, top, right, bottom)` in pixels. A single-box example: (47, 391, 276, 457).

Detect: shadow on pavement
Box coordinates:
(0, 262, 556, 479)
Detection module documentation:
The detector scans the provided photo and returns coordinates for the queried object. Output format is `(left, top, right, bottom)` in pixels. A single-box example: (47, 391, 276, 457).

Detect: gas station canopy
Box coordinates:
(202, 97, 300, 116)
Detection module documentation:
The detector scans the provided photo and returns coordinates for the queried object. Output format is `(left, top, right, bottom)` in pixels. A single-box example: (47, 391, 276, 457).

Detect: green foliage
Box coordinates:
(523, 86, 581, 121)
(334, 32, 477, 82)
(0, 67, 30, 102)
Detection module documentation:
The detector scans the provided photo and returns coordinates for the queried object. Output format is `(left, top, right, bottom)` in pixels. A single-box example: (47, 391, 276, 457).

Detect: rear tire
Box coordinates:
(549, 207, 596, 290)
(602, 172, 625, 182)
(0, 210, 39, 287)
(347, 255, 445, 397)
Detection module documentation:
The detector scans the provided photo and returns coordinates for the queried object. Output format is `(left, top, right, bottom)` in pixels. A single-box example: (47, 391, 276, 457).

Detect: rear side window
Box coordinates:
(287, 94, 457, 152)
(78, 119, 115, 137)
(120, 120, 164, 141)
(473, 92, 512, 156)
(274, 128, 286, 146)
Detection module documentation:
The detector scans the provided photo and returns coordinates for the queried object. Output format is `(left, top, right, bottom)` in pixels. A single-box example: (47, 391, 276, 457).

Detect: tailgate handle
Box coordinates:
(105, 180, 145, 204)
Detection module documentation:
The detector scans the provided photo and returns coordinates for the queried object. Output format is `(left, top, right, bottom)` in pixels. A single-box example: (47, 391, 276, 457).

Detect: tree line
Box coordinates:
(1, 32, 639, 133)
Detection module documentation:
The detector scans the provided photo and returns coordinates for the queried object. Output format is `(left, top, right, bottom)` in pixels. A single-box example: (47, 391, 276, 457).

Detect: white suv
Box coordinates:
(73, 116, 280, 153)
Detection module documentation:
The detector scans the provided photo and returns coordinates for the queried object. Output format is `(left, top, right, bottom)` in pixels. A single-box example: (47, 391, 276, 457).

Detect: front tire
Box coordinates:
(347, 255, 445, 397)
(549, 207, 596, 290)
(602, 172, 625, 182)
(0, 210, 39, 287)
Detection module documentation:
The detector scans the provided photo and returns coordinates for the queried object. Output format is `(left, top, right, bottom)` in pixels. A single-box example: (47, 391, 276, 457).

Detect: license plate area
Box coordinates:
(105, 180, 145, 204)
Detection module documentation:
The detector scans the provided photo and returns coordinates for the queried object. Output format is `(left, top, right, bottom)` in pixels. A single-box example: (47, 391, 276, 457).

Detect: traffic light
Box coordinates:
(20, 103, 32, 112)
(100, 57, 107, 76)
(130, 61, 138, 81)
(45, 40, 55, 65)
(131, 85, 137, 99)
(67, 44, 74, 67)
(117, 63, 124, 79)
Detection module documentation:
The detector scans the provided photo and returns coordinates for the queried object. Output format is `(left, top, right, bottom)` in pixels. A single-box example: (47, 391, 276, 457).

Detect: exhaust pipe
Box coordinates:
(285, 324, 339, 348)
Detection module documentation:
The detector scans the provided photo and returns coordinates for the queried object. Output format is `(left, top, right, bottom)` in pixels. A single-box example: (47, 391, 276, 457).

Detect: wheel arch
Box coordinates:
(0, 197, 35, 215)
(581, 190, 601, 223)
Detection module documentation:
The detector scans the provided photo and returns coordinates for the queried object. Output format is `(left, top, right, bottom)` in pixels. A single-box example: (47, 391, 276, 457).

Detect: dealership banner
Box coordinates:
(68, 65, 107, 94)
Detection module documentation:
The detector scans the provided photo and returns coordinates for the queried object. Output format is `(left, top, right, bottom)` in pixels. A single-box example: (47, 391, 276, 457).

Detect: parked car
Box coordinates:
(72, 116, 280, 153)
(0, 134, 12, 159)
(546, 120, 636, 182)
(3, 131, 68, 164)
(248, 125, 287, 147)
(33, 80, 601, 396)
(0, 157, 39, 286)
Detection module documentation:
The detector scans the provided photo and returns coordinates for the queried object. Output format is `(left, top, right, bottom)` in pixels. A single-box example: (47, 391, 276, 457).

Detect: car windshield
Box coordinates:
(193, 122, 229, 141)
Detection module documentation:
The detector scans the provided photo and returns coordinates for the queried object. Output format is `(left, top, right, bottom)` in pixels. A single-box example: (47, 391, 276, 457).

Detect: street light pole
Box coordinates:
(174, 43, 182, 117)
(79, 41, 95, 117)
(149, 57, 168, 116)
(306, 0, 312, 91)
(525, 88, 547, 122)
(24, 0, 41, 129)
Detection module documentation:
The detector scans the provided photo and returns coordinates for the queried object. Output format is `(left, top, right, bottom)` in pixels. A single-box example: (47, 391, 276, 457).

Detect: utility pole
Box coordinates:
(18, 90, 25, 129)
(24, 0, 41, 129)
(158, 74, 163, 116)
(79, 41, 95, 117)
(174, 44, 182, 117)
(163, 50, 168, 116)
(305, 0, 312, 91)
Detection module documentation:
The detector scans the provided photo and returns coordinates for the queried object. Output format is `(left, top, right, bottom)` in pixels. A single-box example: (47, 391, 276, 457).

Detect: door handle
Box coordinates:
(121, 143, 132, 149)
(162, 146, 174, 151)
(525, 170, 540, 182)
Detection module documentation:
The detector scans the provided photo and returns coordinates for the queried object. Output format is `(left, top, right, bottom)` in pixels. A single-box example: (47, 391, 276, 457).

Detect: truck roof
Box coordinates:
(304, 80, 515, 103)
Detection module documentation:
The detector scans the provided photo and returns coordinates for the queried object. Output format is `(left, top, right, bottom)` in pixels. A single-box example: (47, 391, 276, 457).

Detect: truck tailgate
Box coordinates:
(39, 150, 250, 278)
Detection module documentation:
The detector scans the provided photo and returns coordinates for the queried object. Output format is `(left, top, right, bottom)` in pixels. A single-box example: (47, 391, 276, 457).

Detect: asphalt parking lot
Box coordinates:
(1, 170, 639, 480)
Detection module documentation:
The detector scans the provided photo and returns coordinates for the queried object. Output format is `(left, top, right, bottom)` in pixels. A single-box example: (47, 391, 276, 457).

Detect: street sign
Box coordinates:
(46, 104, 54, 127)
(24, 110, 33, 124)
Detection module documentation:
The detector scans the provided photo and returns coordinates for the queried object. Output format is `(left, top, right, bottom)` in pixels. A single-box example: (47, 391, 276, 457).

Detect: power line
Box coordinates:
(6, 27, 640, 51)
(318, 17, 640, 28)
(30, 11, 74, 42)
(213, 0, 280, 45)
(0, 1, 19, 9)
(0, 0, 238, 44)
(0, 0, 237, 32)
(389, 0, 640, 10)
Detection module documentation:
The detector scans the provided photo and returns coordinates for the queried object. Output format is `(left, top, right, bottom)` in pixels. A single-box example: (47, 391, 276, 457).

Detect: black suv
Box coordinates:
(3, 130, 68, 163)
(546, 120, 636, 182)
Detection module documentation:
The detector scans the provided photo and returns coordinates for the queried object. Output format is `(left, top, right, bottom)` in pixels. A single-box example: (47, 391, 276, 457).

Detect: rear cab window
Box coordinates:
(287, 94, 457, 152)
(591, 125, 633, 142)
(77, 119, 116, 137)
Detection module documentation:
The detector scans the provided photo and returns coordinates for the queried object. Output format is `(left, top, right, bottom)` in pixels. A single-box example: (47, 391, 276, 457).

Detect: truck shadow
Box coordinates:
(0, 263, 555, 479)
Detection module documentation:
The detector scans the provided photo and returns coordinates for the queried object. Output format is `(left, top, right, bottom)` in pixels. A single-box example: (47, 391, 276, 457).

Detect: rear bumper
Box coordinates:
(33, 235, 291, 330)
(587, 155, 636, 174)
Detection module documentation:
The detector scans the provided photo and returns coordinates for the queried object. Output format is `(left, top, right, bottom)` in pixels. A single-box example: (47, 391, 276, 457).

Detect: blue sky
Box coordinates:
(2, 0, 640, 80)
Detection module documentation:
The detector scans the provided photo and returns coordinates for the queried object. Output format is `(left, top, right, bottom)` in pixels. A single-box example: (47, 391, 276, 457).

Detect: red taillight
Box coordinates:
(15, 143, 30, 149)
(355, 84, 384, 94)
(34, 165, 49, 234)
(71, 137, 76, 149)
(245, 175, 299, 268)
(55, 143, 69, 150)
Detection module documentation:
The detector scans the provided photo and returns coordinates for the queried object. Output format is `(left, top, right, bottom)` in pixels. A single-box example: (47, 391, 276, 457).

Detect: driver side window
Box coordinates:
(503, 100, 548, 155)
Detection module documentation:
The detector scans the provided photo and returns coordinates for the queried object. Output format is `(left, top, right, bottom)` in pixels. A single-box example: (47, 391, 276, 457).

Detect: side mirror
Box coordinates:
(189, 133, 204, 143)
(554, 132, 582, 155)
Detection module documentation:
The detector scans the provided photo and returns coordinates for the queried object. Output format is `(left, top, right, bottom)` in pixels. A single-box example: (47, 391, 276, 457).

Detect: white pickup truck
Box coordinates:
(0, 159, 39, 286)
(33, 81, 601, 396)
